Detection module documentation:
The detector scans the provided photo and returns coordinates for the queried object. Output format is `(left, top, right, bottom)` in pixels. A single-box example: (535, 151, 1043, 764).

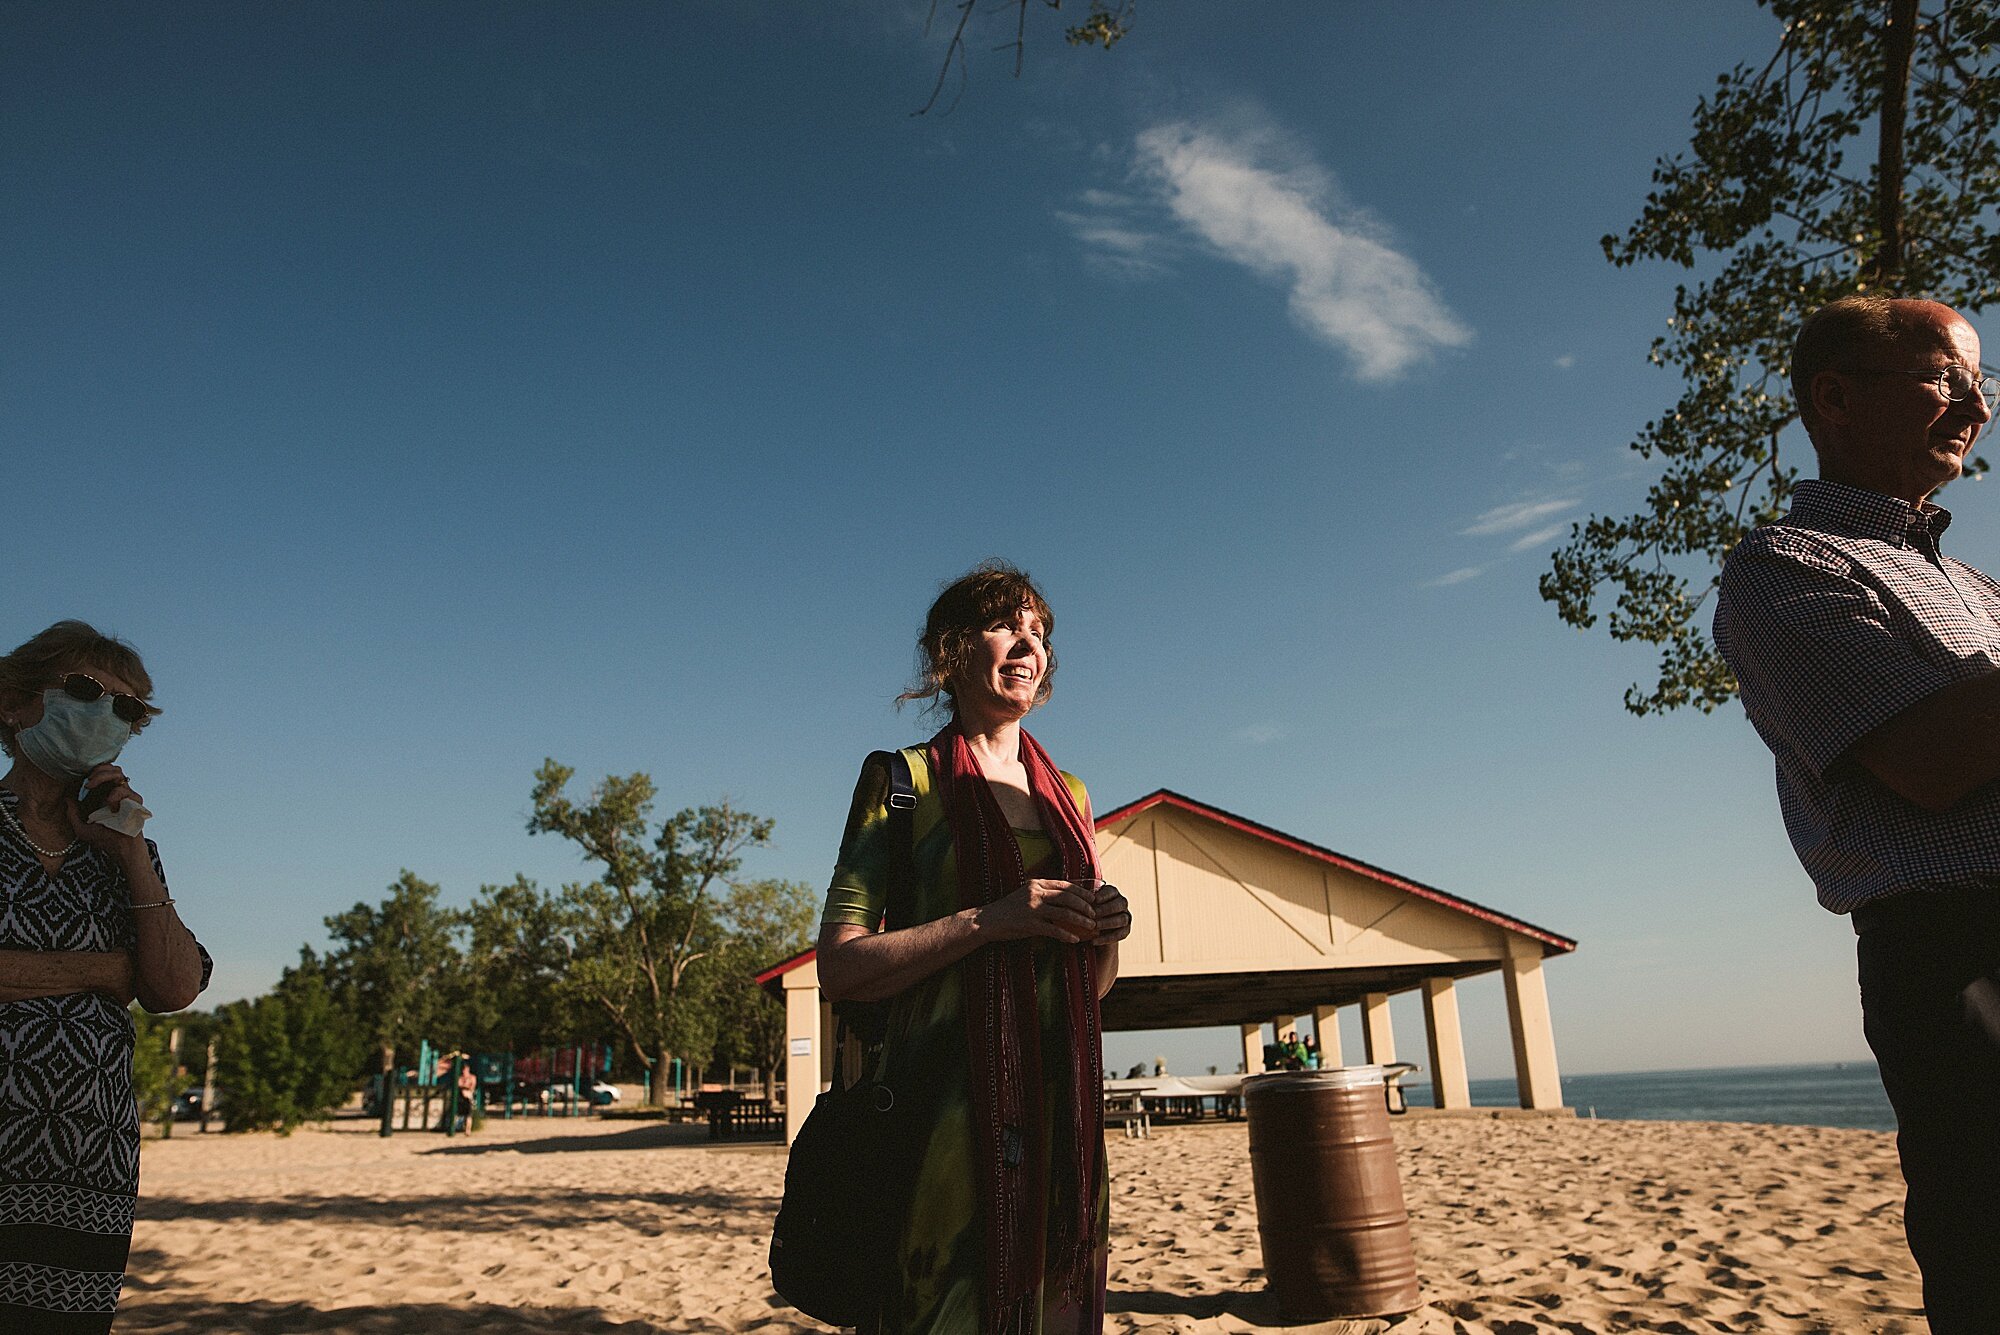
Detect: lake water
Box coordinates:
(1397, 1061, 1896, 1132)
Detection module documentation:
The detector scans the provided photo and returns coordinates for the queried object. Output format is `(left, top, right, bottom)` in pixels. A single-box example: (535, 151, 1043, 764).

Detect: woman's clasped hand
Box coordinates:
(977, 878, 1133, 946)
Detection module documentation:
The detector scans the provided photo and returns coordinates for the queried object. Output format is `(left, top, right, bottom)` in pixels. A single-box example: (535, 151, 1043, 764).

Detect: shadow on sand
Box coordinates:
(417, 1123, 782, 1157)
(135, 1187, 774, 1235)
(1107, 1288, 1407, 1333)
(1106, 1288, 1236, 1319)
(114, 1296, 696, 1333)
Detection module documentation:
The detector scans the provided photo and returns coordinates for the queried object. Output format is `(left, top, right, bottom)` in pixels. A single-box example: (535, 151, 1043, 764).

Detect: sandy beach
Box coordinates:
(118, 1112, 1922, 1335)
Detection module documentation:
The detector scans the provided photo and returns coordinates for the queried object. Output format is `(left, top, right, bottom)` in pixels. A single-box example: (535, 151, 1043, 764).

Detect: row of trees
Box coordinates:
(149, 761, 819, 1131)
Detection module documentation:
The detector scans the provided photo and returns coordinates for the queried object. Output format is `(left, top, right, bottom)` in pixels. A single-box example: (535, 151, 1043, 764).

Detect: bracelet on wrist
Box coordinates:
(131, 897, 175, 911)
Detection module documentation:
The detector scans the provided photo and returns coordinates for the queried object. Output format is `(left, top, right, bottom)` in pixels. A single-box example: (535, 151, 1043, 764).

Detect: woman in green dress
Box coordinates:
(816, 562, 1132, 1335)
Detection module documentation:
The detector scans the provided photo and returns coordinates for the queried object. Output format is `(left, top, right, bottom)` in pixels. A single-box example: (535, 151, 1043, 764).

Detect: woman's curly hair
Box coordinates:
(897, 561, 1056, 715)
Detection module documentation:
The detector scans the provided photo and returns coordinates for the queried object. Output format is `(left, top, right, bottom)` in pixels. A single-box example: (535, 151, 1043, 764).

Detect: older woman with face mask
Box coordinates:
(815, 562, 1132, 1335)
(0, 621, 209, 1333)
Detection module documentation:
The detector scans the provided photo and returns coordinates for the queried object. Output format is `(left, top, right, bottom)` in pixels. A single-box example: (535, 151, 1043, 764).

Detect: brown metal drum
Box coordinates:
(1243, 1067, 1420, 1319)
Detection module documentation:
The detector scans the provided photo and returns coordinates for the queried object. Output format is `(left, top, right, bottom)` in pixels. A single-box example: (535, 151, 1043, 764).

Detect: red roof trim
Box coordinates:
(754, 946, 817, 988)
(1093, 789, 1577, 953)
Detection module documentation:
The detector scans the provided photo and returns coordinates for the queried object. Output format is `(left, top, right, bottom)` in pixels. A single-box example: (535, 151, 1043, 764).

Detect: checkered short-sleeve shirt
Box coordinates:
(1714, 478, 2000, 912)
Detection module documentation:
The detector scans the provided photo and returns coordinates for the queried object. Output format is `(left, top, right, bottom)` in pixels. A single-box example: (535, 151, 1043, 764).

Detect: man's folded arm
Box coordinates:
(1721, 542, 1986, 811)
(1844, 671, 2000, 811)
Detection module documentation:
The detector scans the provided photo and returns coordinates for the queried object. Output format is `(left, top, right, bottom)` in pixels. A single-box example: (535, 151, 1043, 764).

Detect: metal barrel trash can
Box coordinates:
(1243, 1066, 1420, 1319)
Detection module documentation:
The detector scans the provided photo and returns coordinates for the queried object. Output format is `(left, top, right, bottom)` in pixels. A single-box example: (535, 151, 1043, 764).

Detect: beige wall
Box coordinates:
(1097, 806, 1519, 978)
(780, 959, 823, 1145)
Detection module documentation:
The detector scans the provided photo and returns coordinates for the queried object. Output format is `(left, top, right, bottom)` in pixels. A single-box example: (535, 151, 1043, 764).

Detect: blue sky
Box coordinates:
(5, 2, 1930, 1085)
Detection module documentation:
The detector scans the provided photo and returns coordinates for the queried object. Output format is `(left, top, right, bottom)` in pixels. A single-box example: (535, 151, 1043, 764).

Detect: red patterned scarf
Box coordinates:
(930, 723, 1104, 1335)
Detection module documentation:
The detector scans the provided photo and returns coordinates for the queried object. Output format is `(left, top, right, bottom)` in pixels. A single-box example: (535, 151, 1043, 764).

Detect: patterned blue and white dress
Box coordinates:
(0, 789, 210, 1333)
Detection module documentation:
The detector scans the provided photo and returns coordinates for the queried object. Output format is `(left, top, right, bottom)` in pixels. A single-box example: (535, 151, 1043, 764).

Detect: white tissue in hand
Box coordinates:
(87, 798, 151, 839)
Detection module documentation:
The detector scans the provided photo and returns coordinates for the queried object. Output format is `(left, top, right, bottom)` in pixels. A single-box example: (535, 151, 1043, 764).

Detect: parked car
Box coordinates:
(170, 1087, 208, 1121)
(537, 1080, 621, 1107)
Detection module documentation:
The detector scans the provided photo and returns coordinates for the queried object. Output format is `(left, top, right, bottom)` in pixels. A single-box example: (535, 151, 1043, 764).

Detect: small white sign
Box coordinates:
(789, 1037, 813, 1056)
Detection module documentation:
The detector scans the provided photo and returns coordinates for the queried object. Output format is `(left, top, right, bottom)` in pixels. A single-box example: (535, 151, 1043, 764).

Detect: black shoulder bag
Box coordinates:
(769, 749, 922, 1328)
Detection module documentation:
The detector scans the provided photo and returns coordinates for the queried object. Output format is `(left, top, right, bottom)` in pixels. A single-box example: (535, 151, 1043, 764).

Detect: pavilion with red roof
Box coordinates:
(759, 788, 1577, 1144)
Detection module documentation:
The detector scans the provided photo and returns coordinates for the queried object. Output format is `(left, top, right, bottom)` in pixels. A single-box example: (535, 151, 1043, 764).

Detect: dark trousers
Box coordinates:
(1856, 890, 2000, 1333)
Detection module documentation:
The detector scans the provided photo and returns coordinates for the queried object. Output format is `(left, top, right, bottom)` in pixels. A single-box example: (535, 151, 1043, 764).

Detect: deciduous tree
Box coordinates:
(214, 951, 360, 1132)
(710, 878, 821, 1101)
(321, 872, 464, 1087)
(528, 760, 774, 1103)
(459, 875, 576, 1055)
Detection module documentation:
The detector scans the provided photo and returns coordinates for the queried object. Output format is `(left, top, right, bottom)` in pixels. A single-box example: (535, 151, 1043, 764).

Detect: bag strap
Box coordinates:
(882, 747, 918, 933)
(831, 748, 924, 1071)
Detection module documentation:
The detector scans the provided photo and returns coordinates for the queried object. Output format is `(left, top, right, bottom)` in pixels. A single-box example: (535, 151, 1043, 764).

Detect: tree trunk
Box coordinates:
(1870, 0, 1919, 285)
(646, 1048, 669, 1106)
(200, 1036, 216, 1134)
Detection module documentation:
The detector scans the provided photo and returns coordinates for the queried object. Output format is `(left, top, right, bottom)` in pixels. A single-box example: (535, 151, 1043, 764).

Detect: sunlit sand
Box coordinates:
(119, 1113, 1921, 1334)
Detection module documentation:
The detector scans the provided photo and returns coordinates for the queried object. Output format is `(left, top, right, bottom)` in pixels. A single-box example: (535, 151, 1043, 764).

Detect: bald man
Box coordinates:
(1715, 296, 1999, 1332)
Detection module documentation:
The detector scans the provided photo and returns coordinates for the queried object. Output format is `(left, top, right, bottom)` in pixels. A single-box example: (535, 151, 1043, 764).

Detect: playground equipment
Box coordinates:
(372, 1040, 625, 1137)
(506, 1043, 616, 1117)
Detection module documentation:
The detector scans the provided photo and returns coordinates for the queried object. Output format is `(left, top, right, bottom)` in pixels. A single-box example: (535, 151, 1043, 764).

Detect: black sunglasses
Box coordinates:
(58, 673, 151, 724)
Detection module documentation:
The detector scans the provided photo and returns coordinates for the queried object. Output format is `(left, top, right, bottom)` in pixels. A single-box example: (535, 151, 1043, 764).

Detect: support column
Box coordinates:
(1240, 1023, 1265, 1075)
(1421, 977, 1472, 1109)
(1503, 943, 1564, 1109)
(1360, 992, 1395, 1065)
(1312, 1005, 1343, 1068)
(782, 974, 823, 1146)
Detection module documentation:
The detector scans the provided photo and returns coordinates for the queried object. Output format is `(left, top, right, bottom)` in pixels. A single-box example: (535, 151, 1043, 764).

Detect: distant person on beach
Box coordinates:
(816, 562, 1132, 1335)
(0, 621, 211, 1333)
(1714, 296, 1999, 1333)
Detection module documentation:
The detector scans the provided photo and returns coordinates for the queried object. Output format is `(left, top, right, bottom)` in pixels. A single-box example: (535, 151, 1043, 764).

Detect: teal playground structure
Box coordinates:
(371, 1041, 625, 1138)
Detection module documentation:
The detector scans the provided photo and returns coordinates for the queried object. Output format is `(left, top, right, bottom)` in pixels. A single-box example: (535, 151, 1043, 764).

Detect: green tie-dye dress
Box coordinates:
(821, 748, 1110, 1335)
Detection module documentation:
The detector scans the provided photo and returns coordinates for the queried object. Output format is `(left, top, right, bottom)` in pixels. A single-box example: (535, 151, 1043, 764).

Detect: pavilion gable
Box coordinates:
(1096, 792, 1569, 978)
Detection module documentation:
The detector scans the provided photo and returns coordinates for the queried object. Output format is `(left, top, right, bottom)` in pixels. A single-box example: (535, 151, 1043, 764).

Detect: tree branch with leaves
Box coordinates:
(916, 0, 1133, 115)
(1541, 0, 2000, 714)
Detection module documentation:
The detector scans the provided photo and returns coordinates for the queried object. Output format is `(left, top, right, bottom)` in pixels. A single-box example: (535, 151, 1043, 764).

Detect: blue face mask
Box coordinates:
(14, 690, 131, 781)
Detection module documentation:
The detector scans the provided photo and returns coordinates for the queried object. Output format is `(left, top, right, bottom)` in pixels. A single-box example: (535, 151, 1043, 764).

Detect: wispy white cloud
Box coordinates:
(1060, 111, 1470, 380)
(1423, 567, 1484, 587)
(1554, 354, 1576, 370)
(1133, 120, 1471, 380)
(1460, 498, 1579, 537)
(1508, 522, 1571, 552)
(1051, 209, 1171, 277)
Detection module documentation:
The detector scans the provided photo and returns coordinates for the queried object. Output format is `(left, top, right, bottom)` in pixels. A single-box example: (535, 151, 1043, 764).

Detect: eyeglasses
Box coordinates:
(1846, 364, 2000, 411)
(57, 673, 151, 724)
